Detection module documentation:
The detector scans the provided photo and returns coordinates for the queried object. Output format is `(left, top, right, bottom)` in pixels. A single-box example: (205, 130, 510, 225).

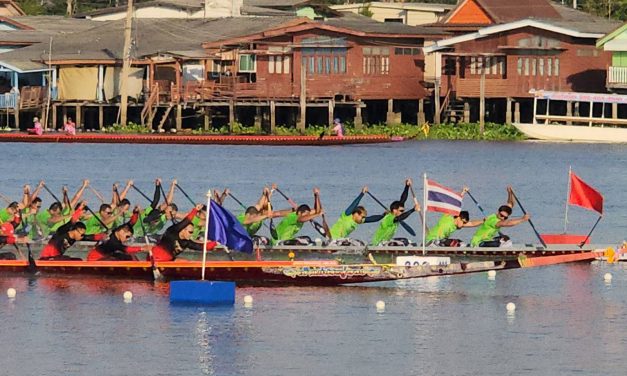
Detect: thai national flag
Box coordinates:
(426, 179, 463, 216)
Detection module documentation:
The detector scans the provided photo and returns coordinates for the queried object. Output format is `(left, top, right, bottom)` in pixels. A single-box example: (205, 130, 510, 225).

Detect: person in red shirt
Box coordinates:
(151, 204, 217, 262)
(39, 202, 105, 260)
(87, 206, 150, 261)
(0, 212, 26, 260)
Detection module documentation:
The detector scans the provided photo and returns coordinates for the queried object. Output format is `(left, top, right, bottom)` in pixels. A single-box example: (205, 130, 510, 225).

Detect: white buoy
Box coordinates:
(506, 302, 516, 313)
(375, 300, 385, 311)
(604, 273, 613, 282)
(243, 295, 253, 305)
(487, 270, 496, 279)
(6, 288, 16, 299)
(123, 291, 133, 302)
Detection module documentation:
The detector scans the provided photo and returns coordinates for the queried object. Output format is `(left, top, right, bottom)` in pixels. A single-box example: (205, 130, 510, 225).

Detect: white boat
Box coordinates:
(515, 90, 627, 143)
(514, 123, 627, 143)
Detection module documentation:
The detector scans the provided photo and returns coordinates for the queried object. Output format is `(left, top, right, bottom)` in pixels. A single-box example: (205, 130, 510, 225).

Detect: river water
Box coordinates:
(0, 140, 626, 375)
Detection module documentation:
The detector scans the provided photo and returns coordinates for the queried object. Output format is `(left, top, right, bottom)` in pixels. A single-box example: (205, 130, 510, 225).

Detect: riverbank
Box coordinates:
(0, 122, 524, 144)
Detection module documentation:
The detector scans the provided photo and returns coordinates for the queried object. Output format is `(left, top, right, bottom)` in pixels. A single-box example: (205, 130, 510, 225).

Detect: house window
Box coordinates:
(547, 58, 552, 76)
(384, 18, 403, 23)
(524, 58, 529, 76)
(517, 58, 522, 75)
(554, 58, 560, 76)
(303, 46, 346, 75)
(531, 58, 537, 76)
(239, 54, 256, 73)
(394, 47, 420, 55)
(471, 57, 477, 74)
(268, 56, 275, 74)
(363, 47, 390, 75)
(538, 58, 544, 76)
(283, 55, 290, 74)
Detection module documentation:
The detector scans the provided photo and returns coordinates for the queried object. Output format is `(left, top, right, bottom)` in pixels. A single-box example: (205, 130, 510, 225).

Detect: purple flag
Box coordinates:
(208, 200, 253, 253)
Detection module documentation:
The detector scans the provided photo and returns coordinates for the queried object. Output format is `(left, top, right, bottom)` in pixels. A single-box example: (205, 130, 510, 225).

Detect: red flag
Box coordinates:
(568, 173, 603, 215)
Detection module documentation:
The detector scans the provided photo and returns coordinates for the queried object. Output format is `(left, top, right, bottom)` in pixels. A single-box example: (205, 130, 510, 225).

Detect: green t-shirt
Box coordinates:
(426, 214, 458, 243)
(237, 213, 263, 237)
(274, 212, 303, 242)
(30, 210, 51, 239)
(471, 213, 500, 247)
(191, 215, 208, 240)
(85, 214, 106, 235)
(371, 213, 398, 246)
(330, 212, 358, 239)
(0, 208, 11, 223)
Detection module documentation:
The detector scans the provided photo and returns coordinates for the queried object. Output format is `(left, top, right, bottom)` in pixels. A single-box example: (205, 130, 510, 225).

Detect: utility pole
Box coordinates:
(119, 0, 133, 126)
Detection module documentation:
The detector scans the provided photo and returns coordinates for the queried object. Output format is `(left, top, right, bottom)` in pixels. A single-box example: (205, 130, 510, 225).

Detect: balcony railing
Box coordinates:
(0, 92, 17, 109)
(608, 66, 627, 85)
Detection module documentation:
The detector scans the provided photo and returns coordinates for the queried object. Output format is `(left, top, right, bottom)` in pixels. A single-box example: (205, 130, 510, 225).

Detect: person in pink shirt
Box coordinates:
(64, 117, 76, 135)
(332, 118, 344, 138)
(27, 117, 43, 135)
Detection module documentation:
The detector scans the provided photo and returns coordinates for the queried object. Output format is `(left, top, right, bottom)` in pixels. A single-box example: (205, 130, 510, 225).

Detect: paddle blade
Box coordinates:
(311, 220, 328, 238)
(400, 220, 416, 237)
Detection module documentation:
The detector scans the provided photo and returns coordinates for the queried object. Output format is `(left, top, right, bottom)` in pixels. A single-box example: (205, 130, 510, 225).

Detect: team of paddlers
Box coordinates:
(0, 178, 531, 261)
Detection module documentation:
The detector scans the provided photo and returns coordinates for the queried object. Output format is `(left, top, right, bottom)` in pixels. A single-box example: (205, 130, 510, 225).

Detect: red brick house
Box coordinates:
(423, 0, 619, 124)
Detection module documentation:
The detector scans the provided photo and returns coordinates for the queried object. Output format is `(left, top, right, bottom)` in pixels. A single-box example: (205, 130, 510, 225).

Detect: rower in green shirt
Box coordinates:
(330, 186, 383, 239)
(426, 211, 483, 246)
(470, 186, 530, 247)
(371, 179, 421, 246)
(235, 186, 292, 238)
(272, 188, 324, 244)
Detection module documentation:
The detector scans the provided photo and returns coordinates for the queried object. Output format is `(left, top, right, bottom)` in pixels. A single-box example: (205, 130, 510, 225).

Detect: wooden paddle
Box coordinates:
(511, 190, 547, 248)
(137, 210, 164, 281)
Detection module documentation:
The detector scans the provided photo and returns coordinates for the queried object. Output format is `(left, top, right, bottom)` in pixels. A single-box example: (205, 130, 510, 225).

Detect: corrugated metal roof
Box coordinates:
(477, 0, 560, 23)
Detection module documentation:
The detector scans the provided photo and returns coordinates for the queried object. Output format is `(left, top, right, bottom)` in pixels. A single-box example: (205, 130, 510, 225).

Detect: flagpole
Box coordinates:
(201, 190, 212, 281)
(563, 166, 571, 233)
(422, 173, 427, 255)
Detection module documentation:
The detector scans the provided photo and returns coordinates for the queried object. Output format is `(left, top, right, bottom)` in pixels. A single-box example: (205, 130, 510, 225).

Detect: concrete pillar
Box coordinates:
(62, 106, 67, 126)
(270, 100, 276, 134)
(566, 101, 573, 125)
(514, 101, 520, 124)
(505, 97, 512, 124)
(463, 101, 470, 123)
(228, 100, 235, 132)
(386, 99, 394, 125)
(13, 108, 18, 130)
(574, 102, 580, 117)
(417, 99, 425, 126)
(98, 105, 104, 130)
(355, 103, 363, 129)
(176, 104, 182, 131)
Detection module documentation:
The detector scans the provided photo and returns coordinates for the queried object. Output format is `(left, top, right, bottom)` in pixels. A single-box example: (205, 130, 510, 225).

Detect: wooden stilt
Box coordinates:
(463, 101, 470, 123)
(566, 101, 572, 125)
(254, 106, 262, 132)
(52, 104, 57, 130)
(505, 97, 512, 124)
(13, 107, 19, 130)
(328, 100, 334, 127)
(270, 100, 276, 134)
(514, 101, 520, 124)
(588, 100, 593, 127)
(204, 106, 211, 131)
(417, 99, 425, 126)
(612, 102, 618, 120)
(76, 104, 82, 130)
(298, 62, 306, 132)
(574, 101, 580, 117)
(434, 80, 441, 125)
(479, 71, 485, 133)
(532, 96, 537, 125)
(544, 99, 550, 125)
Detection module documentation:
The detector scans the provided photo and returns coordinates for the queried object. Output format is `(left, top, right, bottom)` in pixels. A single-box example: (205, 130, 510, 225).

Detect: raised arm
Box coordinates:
(344, 186, 367, 216)
(21, 185, 30, 208)
(118, 180, 133, 201)
(150, 179, 161, 210)
(166, 179, 176, 205)
(70, 179, 89, 209)
(506, 186, 515, 209)
(313, 187, 321, 214)
(498, 214, 529, 228)
(399, 178, 412, 205)
(29, 181, 45, 204)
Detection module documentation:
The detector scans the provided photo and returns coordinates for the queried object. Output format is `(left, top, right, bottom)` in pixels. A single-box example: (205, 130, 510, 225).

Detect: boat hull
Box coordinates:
(514, 123, 627, 143)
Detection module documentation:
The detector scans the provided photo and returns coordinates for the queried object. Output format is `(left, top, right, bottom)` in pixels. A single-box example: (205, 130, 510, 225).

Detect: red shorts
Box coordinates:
(39, 244, 60, 259)
(86, 248, 105, 261)
(151, 245, 173, 262)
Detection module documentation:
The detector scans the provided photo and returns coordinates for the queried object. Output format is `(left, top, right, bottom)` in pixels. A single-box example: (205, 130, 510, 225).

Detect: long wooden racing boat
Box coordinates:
(0, 243, 619, 286)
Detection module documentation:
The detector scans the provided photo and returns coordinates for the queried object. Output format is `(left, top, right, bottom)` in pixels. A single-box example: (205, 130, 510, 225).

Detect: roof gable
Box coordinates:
(597, 23, 627, 49)
(446, 0, 492, 25)
(444, 0, 560, 25)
